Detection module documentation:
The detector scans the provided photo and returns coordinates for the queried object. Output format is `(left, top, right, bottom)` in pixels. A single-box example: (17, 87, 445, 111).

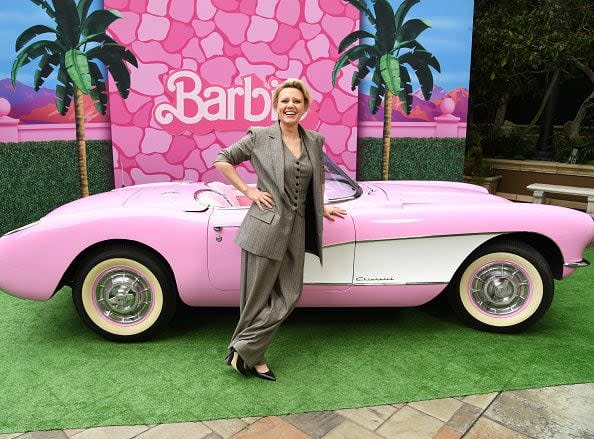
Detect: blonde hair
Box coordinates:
(272, 78, 311, 111)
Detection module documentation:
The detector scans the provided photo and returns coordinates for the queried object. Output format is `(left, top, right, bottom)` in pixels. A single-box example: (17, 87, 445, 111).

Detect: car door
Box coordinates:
(207, 206, 355, 292)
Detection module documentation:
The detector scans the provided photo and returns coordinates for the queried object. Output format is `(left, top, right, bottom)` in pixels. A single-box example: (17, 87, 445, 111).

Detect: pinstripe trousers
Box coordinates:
(228, 211, 306, 367)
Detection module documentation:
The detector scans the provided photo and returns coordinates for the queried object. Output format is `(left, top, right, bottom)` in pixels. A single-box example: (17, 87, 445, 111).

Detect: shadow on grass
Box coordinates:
(34, 286, 474, 341)
(43, 287, 555, 343)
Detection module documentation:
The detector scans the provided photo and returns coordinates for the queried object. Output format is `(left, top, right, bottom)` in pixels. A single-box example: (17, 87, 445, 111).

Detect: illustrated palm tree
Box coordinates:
(12, 0, 137, 197)
(333, 0, 441, 180)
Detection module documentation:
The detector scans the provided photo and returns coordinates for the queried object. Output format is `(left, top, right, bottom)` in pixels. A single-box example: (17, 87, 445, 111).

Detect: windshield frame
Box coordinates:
(323, 153, 363, 203)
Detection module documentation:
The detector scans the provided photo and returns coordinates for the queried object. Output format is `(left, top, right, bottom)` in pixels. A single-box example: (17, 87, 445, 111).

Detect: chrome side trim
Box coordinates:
(404, 282, 449, 286)
(3, 220, 40, 236)
(307, 232, 503, 249)
(355, 232, 502, 244)
(327, 195, 357, 203)
(303, 282, 448, 286)
(303, 283, 351, 286)
(564, 258, 590, 268)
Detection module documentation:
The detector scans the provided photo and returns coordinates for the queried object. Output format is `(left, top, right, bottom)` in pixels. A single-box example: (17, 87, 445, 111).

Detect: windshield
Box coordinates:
(197, 153, 362, 208)
(323, 154, 362, 203)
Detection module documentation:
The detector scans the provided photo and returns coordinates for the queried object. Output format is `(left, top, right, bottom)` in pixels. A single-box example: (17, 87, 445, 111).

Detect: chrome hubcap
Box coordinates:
(470, 262, 530, 315)
(95, 268, 152, 323)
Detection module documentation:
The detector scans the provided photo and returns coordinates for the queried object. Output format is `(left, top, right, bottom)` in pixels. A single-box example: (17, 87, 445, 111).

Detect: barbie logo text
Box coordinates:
(155, 71, 278, 127)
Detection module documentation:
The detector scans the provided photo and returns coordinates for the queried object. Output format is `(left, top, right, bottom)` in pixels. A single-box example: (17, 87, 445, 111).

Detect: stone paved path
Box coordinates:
(2, 383, 592, 438)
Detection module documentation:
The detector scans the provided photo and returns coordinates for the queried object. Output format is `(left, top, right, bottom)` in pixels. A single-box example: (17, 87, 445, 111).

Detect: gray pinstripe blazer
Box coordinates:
(214, 122, 325, 264)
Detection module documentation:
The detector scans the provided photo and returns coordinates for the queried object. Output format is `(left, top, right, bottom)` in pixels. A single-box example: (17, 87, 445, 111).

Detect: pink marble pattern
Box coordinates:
(105, 0, 359, 186)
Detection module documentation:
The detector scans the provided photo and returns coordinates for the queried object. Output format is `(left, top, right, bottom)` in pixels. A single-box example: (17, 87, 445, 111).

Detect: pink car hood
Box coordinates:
(43, 183, 208, 218)
(122, 183, 207, 211)
(367, 181, 509, 206)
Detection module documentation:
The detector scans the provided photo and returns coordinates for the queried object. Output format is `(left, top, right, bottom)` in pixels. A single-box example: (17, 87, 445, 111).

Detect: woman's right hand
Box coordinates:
(245, 188, 275, 211)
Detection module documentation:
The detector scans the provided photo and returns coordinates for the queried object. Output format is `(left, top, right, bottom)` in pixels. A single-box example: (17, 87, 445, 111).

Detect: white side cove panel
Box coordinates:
(354, 234, 500, 284)
(303, 242, 355, 284)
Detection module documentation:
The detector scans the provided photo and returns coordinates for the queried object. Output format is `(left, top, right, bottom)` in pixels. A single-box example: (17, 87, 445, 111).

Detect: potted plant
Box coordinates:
(463, 131, 502, 194)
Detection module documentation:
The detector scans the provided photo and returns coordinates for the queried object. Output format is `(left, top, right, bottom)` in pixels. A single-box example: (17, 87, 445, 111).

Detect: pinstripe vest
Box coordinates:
(282, 139, 313, 217)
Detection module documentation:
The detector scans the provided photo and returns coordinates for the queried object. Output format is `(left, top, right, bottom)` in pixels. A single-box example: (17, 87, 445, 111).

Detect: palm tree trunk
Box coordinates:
(74, 86, 90, 197)
(382, 90, 393, 180)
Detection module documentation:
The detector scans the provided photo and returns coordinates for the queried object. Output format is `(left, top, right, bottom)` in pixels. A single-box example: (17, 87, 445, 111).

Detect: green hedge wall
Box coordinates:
(0, 140, 114, 235)
(357, 137, 465, 182)
(0, 137, 464, 234)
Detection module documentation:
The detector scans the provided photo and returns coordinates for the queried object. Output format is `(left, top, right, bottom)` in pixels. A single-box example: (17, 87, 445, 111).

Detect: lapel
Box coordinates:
(267, 122, 285, 195)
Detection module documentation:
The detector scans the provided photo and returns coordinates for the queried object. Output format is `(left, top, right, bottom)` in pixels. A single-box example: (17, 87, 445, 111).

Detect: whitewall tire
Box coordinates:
(448, 240, 554, 333)
(73, 246, 176, 341)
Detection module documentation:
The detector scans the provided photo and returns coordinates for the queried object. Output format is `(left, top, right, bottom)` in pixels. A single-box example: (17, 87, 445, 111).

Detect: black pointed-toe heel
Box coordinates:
(253, 368, 276, 381)
(225, 350, 233, 366)
(230, 350, 249, 377)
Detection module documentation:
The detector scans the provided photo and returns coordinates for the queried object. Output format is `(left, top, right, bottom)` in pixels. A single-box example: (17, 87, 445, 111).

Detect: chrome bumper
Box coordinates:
(564, 258, 590, 268)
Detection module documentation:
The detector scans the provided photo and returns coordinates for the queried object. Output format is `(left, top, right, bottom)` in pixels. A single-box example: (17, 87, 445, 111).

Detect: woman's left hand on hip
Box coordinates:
(323, 205, 347, 221)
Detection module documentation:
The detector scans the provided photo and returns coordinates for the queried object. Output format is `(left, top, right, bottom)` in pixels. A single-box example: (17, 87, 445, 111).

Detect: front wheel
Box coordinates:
(448, 240, 554, 333)
(72, 246, 177, 341)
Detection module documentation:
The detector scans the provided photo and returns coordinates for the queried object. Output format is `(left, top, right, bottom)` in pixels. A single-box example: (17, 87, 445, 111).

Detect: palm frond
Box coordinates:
(79, 33, 118, 46)
(65, 48, 92, 93)
(106, 60, 131, 98)
(77, 0, 94, 21)
(81, 9, 121, 36)
(374, 0, 396, 53)
(338, 30, 376, 53)
(399, 51, 435, 101)
(30, 0, 56, 18)
(11, 40, 61, 87)
(379, 53, 401, 95)
(33, 52, 60, 90)
(394, 0, 420, 30)
(397, 19, 431, 43)
(77, 32, 105, 47)
(53, 0, 81, 48)
(351, 56, 375, 90)
(15, 25, 57, 52)
(86, 43, 138, 68)
(332, 44, 378, 86)
(369, 66, 386, 114)
(399, 65, 412, 114)
(401, 49, 440, 72)
(343, 0, 375, 25)
(396, 38, 424, 51)
(56, 65, 74, 115)
(396, 41, 440, 71)
(88, 61, 107, 114)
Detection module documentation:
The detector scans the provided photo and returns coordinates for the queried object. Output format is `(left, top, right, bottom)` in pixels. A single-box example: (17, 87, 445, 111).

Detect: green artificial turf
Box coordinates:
(0, 250, 593, 433)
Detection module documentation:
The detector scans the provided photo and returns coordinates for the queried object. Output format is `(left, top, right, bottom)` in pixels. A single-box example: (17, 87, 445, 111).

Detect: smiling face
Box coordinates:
(276, 87, 306, 127)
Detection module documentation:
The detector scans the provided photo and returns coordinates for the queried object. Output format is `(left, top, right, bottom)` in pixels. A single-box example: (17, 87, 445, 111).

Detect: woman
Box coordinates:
(214, 78, 346, 381)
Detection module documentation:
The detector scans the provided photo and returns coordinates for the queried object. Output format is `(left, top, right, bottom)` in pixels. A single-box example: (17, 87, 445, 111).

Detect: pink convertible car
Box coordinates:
(1, 156, 592, 341)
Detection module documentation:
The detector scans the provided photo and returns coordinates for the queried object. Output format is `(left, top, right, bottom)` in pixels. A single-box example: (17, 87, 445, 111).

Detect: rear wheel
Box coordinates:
(72, 246, 177, 341)
(448, 240, 554, 333)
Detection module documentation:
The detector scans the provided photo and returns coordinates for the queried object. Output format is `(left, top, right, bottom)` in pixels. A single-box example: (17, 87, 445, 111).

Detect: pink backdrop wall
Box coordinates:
(104, 0, 360, 186)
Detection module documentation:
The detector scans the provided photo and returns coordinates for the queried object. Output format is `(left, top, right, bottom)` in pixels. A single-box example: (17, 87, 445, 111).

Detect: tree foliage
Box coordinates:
(471, 0, 593, 132)
(12, 0, 137, 115)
